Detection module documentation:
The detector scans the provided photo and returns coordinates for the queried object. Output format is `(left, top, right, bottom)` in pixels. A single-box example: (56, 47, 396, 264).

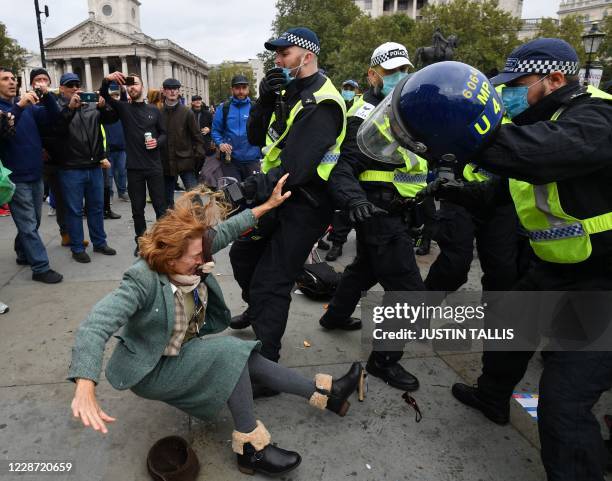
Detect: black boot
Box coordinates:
(451, 383, 509, 425)
(233, 422, 301, 476)
(325, 243, 343, 261)
(310, 362, 362, 416)
(415, 236, 431, 256)
(104, 186, 121, 219)
(230, 309, 252, 330)
(366, 353, 419, 391)
(319, 311, 362, 331)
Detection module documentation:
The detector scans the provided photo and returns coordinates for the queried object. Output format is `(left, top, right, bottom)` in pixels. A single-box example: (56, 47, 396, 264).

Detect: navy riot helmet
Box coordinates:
(357, 61, 504, 168)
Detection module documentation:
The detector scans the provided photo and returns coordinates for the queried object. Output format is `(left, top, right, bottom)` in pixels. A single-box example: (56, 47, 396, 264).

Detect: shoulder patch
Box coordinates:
(352, 102, 375, 120)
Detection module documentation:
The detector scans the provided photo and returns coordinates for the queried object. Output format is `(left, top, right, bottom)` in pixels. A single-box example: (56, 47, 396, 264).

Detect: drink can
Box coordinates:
(144, 132, 153, 142)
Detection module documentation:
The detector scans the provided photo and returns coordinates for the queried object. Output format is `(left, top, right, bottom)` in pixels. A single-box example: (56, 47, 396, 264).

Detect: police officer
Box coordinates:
(228, 28, 347, 382)
(319, 42, 427, 392)
(358, 40, 612, 481)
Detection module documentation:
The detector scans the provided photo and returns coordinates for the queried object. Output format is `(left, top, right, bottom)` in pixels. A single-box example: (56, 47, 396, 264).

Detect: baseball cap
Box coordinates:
(231, 74, 249, 86)
(60, 72, 80, 86)
(30, 67, 50, 85)
(162, 78, 181, 89)
(370, 42, 413, 70)
(490, 38, 580, 86)
(191, 95, 202, 101)
(342, 79, 359, 89)
(264, 27, 321, 56)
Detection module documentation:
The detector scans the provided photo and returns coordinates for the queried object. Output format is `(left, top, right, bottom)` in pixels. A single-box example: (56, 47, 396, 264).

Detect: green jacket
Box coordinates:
(67, 209, 257, 390)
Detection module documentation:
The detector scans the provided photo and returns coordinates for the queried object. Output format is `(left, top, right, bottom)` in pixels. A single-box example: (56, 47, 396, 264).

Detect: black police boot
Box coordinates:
(317, 238, 330, 250)
(230, 309, 253, 330)
(325, 243, 343, 261)
(309, 362, 363, 416)
(319, 311, 362, 331)
(451, 383, 510, 425)
(366, 353, 419, 391)
(233, 422, 301, 476)
(415, 237, 431, 256)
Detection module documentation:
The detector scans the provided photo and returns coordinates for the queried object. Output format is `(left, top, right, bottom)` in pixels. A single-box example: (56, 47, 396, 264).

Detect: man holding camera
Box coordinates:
(56, 72, 117, 263)
(100, 72, 167, 255)
(0, 66, 63, 283)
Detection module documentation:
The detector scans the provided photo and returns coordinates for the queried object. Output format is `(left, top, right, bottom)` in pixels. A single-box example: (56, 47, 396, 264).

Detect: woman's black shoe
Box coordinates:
(237, 443, 301, 476)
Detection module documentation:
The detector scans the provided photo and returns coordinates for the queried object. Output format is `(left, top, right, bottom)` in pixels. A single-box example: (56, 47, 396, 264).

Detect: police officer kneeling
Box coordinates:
(358, 38, 612, 481)
(320, 42, 427, 392)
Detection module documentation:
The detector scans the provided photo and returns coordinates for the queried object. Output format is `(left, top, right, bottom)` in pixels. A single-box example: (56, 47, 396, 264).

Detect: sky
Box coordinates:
(3, 0, 559, 64)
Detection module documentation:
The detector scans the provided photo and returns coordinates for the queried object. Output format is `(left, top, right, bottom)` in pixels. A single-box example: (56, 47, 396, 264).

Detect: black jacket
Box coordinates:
(470, 83, 612, 263)
(161, 103, 205, 176)
(329, 89, 415, 244)
(192, 105, 213, 151)
(246, 72, 344, 206)
(100, 79, 167, 172)
(56, 95, 117, 169)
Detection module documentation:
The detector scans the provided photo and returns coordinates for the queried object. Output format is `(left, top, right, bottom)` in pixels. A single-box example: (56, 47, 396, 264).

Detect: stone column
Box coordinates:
(140, 56, 148, 92)
(393, 0, 398, 13)
(121, 56, 128, 74)
(84, 58, 92, 91)
(102, 57, 110, 77)
(203, 75, 209, 105)
(55, 61, 63, 85)
(147, 58, 154, 89)
(66, 58, 74, 73)
(171, 62, 176, 79)
(412, 0, 417, 19)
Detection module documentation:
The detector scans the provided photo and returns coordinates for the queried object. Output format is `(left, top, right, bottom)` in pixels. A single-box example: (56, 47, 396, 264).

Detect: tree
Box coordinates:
(534, 15, 587, 65)
(327, 14, 416, 87)
(267, 0, 364, 74)
(413, 0, 523, 74)
(0, 22, 27, 75)
(208, 62, 256, 106)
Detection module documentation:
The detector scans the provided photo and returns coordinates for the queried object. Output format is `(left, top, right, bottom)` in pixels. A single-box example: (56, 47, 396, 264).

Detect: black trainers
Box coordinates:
(93, 245, 117, 255)
(32, 269, 63, 284)
(325, 243, 343, 261)
(104, 210, 121, 219)
(366, 354, 419, 391)
(72, 251, 91, 263)
(451, 383, 510, 425)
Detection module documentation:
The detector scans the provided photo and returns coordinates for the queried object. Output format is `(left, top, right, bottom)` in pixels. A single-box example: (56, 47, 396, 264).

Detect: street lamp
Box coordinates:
(581, 22, 605, 86)
(34, 0, 49, 67)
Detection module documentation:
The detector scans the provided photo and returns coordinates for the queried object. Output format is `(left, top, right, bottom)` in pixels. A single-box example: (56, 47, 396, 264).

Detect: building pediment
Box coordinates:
(45, 20, 138, 49)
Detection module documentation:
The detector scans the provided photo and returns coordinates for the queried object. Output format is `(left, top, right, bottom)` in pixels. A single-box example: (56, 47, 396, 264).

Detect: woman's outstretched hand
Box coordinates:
(71, 378, 116, 434)
(251, 173, 291, 218)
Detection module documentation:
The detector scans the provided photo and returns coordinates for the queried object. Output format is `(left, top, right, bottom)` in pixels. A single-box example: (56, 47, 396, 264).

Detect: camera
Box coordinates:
(34, 87, 46, 100)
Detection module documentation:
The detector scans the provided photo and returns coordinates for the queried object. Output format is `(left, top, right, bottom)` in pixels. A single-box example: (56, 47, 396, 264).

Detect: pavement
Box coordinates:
(0, 195, 610, 481)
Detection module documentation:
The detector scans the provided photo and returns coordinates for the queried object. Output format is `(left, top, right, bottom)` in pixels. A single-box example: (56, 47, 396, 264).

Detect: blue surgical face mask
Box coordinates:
(342, 90, 356, 101)
(379, 71, 408, 97)
(281, 55, 306, 85)
(501, 75, 548, 119)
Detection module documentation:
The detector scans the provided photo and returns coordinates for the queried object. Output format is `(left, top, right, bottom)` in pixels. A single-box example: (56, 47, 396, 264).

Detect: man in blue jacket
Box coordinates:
(212, 75, 261, 181)
(0, 66, 63, 283)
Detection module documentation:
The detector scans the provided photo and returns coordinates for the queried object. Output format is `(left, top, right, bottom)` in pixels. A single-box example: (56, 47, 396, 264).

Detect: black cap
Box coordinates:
(30, 67, 50, 85)
(191, 95, 202, 101)
(231, 75, 249, 86)
(162, 78, 181, 89)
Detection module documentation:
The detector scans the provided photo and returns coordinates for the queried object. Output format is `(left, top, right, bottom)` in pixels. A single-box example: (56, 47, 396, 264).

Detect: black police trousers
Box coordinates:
(325, 227, 426, 365)
(425, 200, 520, 291)
(477, 259, 612, 481)
(229, 196, 332, 362)
(327, 210, 353, 245)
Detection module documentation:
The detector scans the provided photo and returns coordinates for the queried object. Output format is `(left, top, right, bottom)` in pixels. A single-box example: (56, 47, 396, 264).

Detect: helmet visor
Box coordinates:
(356, 79, 427, 165)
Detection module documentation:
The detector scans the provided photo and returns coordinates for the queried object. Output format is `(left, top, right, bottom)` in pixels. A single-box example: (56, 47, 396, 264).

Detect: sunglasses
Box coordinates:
(64, 82, 80, 88)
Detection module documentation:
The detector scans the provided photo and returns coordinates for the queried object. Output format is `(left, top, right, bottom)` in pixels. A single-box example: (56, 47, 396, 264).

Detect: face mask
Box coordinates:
(281, 55, 306, 85)
(342, 90, 356, 101)
(501, 76, 548, 119)
(377, 71, 408, 97)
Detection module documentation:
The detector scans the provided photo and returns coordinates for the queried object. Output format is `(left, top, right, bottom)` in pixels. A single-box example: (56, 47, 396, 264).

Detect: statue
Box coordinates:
(415, 28, 458, 68)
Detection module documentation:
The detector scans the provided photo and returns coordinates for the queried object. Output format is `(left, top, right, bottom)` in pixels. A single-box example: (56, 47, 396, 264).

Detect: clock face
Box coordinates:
(102, 4, 112, 16)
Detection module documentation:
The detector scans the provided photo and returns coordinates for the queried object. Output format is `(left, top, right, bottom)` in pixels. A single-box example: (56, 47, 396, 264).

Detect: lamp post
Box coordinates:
(581, 22, 605, 86)
(34, 0, 49, 67)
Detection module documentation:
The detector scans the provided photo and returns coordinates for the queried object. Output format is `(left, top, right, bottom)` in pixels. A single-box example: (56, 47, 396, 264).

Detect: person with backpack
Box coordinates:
(211, 75, 261, 181)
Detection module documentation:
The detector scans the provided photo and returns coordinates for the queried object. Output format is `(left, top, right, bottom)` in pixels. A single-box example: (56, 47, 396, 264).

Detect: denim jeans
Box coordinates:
(59, 168, 107, 252)
(108, 150, 127, 196)
(164, 171, 198, 208)
(9, 179, 50, 273)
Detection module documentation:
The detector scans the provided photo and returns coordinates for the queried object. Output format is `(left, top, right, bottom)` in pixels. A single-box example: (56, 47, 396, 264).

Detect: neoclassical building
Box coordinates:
(43, 0, 209, 103)
(352, 0, 523, 19)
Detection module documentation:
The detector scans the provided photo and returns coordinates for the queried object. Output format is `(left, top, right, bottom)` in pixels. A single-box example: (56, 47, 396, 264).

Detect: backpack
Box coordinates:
(295, 262, 341, 301)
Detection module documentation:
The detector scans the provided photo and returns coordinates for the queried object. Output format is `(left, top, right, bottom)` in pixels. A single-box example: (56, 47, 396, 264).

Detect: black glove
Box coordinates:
(259, 68, 286, 103)
(348, 200, 388, 223)
(239, 177, 258, 202)
(415, 177, 465, 203)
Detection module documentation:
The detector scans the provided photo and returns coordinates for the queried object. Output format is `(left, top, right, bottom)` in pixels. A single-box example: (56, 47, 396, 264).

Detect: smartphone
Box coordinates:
(125, 76, 135, 86)
(78, 92, 99, 103)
